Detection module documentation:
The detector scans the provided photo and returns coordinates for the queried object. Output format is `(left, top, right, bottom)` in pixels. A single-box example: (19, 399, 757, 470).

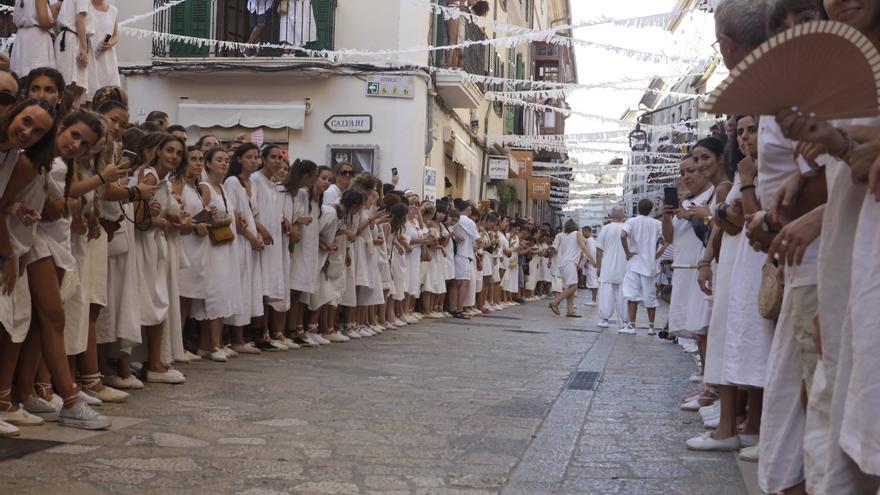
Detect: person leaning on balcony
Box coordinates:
(445, 0, 489, 68)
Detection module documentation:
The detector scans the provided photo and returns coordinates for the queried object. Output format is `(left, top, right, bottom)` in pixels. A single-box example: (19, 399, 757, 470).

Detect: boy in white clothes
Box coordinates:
(450, 205, 479, 318)
(596, 206, 629, 329)
(620, 199, 663, 334)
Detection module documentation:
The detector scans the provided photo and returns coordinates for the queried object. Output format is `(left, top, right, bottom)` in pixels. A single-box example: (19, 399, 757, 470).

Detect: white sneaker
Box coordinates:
(738, 444, 759, 462)
(371, 325, 384, 334)
(383, 322, 396, 330)
(413, 313, 424, 320)
(184, 350, 202, 362)
(268, 339, 290, 351)
(83, 385, 130, 404)
(392, 319, 406, 327)
(699, 403, 720, 418)
(619, 325, 636, 335)
(597, 319, 609, 328)
(231, 342, 261, 355)
(103, 375, 144, 390)
(314, 333, 332, 345)
(443, 311, 454, 317)
(647, 326, 657, 335)
(58, 401, 112, 430)
(680, 398, 701, 411)
(222, 345, 239, 358)
(0, 405, 45, 426)
(686, 432, 740, 451)
(703, 415, 720, 429)
(326, 332, 350, 343)
(0, 418, 20, 437)
(689, 374, 704, 383)
(77, 390, 103, 407)
(585, 301, 597, 306)
(404, 315, 419, 324)
(22, 395, 60, 422)
(146, 370, 186, 384)
(739, 434, 759, 448)
(345, 329, 362, 339)
(358, 328, 374, 338)
(281, 337, 301, 350)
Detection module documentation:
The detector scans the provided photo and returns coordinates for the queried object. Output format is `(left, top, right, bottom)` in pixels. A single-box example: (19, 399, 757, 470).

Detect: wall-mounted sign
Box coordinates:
(487, 157, 509, 180)
(366, 75, 414, 99)
(324, 115, 372, 133)
(509, 150, 534, 179)
(424, 168, 438, 202)
(528, 177, 552, 201)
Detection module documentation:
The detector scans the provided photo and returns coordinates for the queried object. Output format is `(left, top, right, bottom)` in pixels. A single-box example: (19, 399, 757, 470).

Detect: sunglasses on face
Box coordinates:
(0, 91, 16, 106)
(339, 170, 354, 177)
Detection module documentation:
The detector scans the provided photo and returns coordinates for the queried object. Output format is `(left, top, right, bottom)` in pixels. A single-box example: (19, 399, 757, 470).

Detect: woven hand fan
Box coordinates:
(700, 21, 880, 120)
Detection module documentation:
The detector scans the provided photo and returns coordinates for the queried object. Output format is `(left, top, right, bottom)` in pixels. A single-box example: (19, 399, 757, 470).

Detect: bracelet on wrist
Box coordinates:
(740, 184, 756, 192)
(97, 173, 106, 184)
(832, 127, 854, 158)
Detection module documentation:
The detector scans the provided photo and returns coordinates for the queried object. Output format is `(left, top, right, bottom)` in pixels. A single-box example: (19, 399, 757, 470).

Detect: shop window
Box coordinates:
(327, 145, 380, 175)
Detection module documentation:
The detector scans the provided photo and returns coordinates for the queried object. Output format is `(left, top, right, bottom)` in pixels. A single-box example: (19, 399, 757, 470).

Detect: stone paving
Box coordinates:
(0, 294, 750, 494)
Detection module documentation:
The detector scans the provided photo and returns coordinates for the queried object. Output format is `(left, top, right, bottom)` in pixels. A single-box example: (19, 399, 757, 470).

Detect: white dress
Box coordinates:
(63, 189, 96, 356)
(253, 173, 286, 302)
(269, 188, 294, 312)
(440, 223, 455, 281)
(405, 221, 423, 297)
(479, 231, 494, 278)
(307, 205, 340, 311)
(96, 202, 141, 350)
(0, 154, 45, 343)
(502, 236, 519, 293)
(290, 188, 320, 294)
(355, 212, 385, 306)
(29, 158, 76, 272)
(722, 177, 774, 389)
(178, 183, 207, 300)
(11, 0, 56, 77)
(525, 250, 540, 291)
(223, 177, 264, 325)
(279, 0, 317, 46)
(422, 226, 446, 294)
(191, 182, 239, 321)
(390, 231, 409, 301)
(54, 0, 92, 92)
(86, 3, 120, 100)
(133, 167, 170, 327)
(376, 224, 394, 292)
(338, 214, 358, 308)
(668, 186, 713, 339)
(162, 191, 187, 363)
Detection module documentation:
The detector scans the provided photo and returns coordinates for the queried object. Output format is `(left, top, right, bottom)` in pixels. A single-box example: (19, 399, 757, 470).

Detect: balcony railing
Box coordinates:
(152, 0, 335, 58)
(431, 0, 489, 79)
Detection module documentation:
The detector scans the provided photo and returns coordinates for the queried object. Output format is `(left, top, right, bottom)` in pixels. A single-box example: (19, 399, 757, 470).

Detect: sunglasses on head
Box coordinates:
(339, 170, 354, 177)
(0, 91, 16, 106)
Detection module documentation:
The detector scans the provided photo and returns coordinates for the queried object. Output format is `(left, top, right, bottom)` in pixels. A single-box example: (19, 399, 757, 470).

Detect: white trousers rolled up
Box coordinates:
(597, 282, 626, 323)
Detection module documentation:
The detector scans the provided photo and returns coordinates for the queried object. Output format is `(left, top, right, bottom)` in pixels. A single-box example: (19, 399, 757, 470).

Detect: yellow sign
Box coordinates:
(366, 75, 414, 99)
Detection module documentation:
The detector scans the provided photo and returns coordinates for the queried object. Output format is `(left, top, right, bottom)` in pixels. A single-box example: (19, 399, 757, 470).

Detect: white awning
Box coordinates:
(452, 134, 480, 175)
(177, 99, 306, 129)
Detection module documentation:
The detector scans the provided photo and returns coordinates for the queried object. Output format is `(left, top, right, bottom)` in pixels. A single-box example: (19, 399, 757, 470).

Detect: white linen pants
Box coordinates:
(597, 282, 626, 323)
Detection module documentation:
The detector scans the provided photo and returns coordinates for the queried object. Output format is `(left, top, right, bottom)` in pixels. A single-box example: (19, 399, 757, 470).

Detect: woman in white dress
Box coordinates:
(434, 204, 455, 315)
(388, 201, 411, 324)
(478, 215, 496, 311)
(404, 196, 426, 323)
(495, 219, 511, 307)
(53, 0, 92, 104)
(252, 145, 288, 350)
(130, 134, 188, 384)
(15, 110, 113, 429)
(279, 0, 318, 48)
(0, 100, 58, 435)
(175, 147, 206, 331)
(86, 0, 120, 102)
(285, 159, 319, 345)
(302, 167, 335, 343)
(351, 174, 387, 336)
(194, 148, 243, 362)
(662, 156, 713, 342)
(502, 226, 520, 300)
(420, 203, 445, 318)
(319, 188, 365, 341)
(223, 144, 266, 355)
(11, 0, 55, 78)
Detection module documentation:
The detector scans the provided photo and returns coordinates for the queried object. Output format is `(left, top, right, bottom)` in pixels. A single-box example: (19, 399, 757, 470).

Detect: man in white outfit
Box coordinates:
(450, 205, 479, 319)
(548, 219, 593, 318)
(620, 199, 663, 334)
(596, 206, 629, 329)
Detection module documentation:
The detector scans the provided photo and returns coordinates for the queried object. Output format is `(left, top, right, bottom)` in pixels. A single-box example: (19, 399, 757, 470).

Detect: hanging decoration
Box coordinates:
(119, 0, 192, 26)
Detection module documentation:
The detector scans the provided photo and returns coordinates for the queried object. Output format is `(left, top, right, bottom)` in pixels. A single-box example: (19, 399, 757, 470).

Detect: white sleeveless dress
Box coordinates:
(190, 182, 239, 321)
(253, 173, 286, 302)
(390, 230, 410, 302)
(668, 186, 714, 339)
(86, 3, 121, 100)
(63, 188, 96, 356)
(54, 0, 93, 92)
(96, 201, 141, 350)
(10, 0, 55, 77)
(178, 183, 207, 300)
(405, 221, 423, 297)
(133, 167, 171, 327)
(307, 205, 340, 311)
(223, 177, 264, 325)
(290, 188, 319, 294)
(338, 214, 358, 308)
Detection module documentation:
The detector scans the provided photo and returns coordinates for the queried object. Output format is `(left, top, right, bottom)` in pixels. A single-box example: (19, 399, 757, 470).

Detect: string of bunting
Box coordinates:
(119, 0, 192, 26)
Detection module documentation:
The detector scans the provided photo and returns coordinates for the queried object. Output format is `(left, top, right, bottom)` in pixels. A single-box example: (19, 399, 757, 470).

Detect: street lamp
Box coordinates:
(628, 122, 648, 151)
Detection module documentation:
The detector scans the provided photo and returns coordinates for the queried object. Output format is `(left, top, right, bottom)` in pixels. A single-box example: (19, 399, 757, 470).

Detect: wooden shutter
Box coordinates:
(504, 48, 517, 134)
(170, 0, 212, 57)
(307, 0, 335, 51)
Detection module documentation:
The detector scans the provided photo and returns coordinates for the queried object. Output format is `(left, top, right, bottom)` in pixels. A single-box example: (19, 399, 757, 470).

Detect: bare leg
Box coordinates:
(647, 307, 656, 327)
(628, 301, 638, 325)
(0, 330, 23, 411)
(76, 305, 106, 393)
(711, 384, 738, 439)
(742, 388, 763, 436)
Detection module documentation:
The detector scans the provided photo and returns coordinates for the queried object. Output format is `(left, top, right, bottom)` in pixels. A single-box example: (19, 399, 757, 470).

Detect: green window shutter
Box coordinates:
(169, 0, 211, 57)
(306, 0, 336, 51)
(504, 48, 516, 134)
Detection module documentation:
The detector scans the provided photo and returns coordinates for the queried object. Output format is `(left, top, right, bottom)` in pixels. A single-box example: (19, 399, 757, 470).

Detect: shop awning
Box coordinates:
(452, 134, 480, 175)
(177, 99, 307, 129)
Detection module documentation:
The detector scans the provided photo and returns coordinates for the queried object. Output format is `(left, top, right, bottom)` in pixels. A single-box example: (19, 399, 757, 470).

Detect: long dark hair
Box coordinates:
(137, 131, 166, 168)
(389, 203, 409, 234)
(311, 165, 333, 217)
(228, 142, 260, 181)
(284, 158, 318, 194)
(203, 147, 228, 177)
(727, 115, 755, 179)
(59, 110, 106, 202)
(148, 133, 186, 178)
(338, 189, 365, 219)
(694, 136, 730, 181)
(23, 67, 64, 101)
(0, 98, 57, 172)
(261, 143, 281, 161)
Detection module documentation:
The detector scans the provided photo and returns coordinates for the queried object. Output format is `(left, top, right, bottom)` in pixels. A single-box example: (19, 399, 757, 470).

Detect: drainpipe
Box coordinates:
(425, 4, 437, 157)
(480, 0, 499, 200)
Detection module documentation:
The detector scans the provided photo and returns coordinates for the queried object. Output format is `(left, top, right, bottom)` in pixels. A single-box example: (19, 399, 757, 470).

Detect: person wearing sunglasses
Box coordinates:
(0, 69, 20, 116)
(323, 161, 354, 207)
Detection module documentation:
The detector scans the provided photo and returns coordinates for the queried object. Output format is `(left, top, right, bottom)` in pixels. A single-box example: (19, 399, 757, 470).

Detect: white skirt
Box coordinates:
(10, 26, 55, 77)
(0, 270, 31, 344)
(55, 29, 88, 91)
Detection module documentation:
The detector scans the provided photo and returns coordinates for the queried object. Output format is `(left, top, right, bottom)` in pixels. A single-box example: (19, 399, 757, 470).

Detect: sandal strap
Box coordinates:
(0, 388, 13, 411)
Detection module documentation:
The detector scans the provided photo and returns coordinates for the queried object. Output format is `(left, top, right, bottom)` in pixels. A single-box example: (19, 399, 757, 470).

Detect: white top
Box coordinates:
(14, 0, 50, 28)
(323, 184, 342, 206)
(56, 0, 92, 33)
(556, 231, 583, 266)
(757, 116, 819, 287)
(622, 215, 662, 277)
(596, 222, 627, 283)
(247, 0, 274, 15)
(452, 214, 479, 260)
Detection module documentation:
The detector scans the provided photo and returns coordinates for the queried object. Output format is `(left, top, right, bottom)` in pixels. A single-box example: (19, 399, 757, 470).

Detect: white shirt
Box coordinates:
(55, 0, 91, 32)
(757, 116, 819, 287)
(596, 222, 627, 283)
(452, 215, 479, 260)
(323, 183, 342, 206)
(557, 231, 583, 265)
(622, 215, 662, 277)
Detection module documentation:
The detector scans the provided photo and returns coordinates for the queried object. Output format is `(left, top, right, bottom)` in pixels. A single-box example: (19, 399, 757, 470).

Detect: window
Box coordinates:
(327, 145, 380, 175)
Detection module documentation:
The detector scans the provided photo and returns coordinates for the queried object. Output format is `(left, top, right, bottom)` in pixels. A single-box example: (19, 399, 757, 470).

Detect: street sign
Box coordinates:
(324, 115, 372, 133)
(366, 75, 414, 99)
(487, 156, 509, 180)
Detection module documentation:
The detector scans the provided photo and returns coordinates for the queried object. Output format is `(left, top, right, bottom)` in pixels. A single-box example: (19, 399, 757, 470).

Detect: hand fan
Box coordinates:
(700, 21, 880, 120)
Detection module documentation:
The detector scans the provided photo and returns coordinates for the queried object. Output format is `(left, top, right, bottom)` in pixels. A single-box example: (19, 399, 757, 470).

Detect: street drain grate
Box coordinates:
(503, 329, 549, 335)
(0, 438, 63, 461)
(566, 371, 601, 391)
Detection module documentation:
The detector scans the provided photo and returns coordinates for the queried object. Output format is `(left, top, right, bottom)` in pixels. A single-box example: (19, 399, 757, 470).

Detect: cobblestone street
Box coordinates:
(0, 294, 751, 494)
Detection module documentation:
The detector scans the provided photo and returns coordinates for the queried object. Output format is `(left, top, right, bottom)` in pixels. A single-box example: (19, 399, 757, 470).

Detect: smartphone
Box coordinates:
(391, 167, 398, 176)
(664, 186, 679, 209)
(119, 149, 137, 164)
